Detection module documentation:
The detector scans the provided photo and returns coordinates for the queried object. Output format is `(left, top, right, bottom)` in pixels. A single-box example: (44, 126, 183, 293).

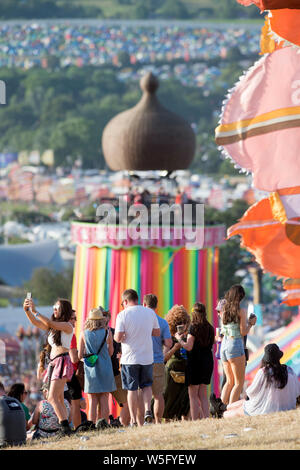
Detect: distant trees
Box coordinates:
(156, 0, 190, 19)
(0, 59, 247, 172)
(23, 267, 73, 305)
(0, 0, 102, 19)
(204, 199, 251, 296)
(212, 0, 260, 19)
(0, 0, 261, 20)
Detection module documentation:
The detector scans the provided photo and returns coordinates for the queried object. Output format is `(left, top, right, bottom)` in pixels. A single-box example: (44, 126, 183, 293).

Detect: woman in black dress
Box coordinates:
(175, 302, 214, 420)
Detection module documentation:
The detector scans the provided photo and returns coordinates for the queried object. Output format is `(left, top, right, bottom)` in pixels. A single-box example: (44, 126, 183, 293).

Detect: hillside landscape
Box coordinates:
(0, 0, 261, 20)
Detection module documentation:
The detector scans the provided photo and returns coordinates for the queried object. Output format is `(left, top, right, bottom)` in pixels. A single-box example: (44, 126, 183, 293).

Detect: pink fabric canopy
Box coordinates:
(215, 47, 300, 192)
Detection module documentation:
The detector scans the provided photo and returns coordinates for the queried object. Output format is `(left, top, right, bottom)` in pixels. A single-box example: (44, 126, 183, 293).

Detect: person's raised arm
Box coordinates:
(174, 332, 194, 352)
(23, 299, 48, 331)
(29, 300, 72, 334)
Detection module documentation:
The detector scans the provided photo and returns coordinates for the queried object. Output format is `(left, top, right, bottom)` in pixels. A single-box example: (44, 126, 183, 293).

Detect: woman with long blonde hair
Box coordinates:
(78, 307, 116, 426)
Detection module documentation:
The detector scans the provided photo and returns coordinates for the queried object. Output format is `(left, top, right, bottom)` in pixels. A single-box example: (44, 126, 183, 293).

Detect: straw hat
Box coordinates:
(88, 306, 105, 321)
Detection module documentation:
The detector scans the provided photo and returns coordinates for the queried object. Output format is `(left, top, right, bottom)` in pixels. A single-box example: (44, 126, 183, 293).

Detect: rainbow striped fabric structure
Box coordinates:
(246, 314, 300, 382)
(71, 221, 225, 395)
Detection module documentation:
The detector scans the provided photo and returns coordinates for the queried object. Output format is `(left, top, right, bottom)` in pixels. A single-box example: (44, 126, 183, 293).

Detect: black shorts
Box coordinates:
(67, 372, 82, 400)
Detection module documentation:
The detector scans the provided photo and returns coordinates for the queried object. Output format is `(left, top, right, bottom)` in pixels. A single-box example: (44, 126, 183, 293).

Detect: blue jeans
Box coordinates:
(221, 337, 245, 362)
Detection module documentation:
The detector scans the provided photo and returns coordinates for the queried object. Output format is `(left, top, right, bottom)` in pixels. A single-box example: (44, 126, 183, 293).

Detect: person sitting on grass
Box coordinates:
(30, 383, 71, 440)
(210, 343, 300, 418)
(7, 383, 31, 431)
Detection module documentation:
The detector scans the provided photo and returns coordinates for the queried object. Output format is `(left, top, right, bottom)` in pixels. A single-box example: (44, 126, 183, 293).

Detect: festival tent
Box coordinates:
(0, 240, 64, 287)
(71, 222, 225, 407)
(246, 314, 300, 382)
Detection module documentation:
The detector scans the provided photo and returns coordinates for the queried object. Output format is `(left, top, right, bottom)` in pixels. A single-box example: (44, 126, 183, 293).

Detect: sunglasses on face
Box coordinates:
(53, 305, 60, 310)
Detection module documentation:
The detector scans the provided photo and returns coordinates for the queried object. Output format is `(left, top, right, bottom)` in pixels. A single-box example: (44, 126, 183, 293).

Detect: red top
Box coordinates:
(70, 334, 78, 371)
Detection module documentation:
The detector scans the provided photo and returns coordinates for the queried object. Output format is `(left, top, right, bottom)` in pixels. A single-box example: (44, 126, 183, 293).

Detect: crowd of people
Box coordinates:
(0, 22, 259, 73)
(0, 283, 300, 446)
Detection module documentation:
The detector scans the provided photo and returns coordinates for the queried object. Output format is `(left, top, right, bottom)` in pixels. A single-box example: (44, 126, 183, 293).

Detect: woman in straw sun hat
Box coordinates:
(78, 307, 116, 427)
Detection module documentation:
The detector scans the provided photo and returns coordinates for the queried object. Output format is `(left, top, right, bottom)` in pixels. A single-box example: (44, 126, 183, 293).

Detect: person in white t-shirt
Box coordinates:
(114, 289, 160, 426)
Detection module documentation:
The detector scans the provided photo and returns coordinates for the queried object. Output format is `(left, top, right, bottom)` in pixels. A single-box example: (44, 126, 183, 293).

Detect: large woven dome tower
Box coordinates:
(101, 72, 196, 171)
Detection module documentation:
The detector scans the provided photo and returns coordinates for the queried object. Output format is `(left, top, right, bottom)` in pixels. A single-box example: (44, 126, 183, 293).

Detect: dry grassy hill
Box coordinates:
(6, 408, 300, 451)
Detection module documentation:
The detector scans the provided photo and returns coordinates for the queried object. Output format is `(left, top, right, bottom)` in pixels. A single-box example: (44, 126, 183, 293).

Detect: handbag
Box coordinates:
(170, 370, 185, 384)
(83, 330, 108, 367)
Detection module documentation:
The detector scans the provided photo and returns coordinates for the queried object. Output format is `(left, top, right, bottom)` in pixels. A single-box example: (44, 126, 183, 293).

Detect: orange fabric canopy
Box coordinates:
(269, 10, 300, 48)
(228, 195, 300, 279)
(237, 0, 300, 9)
(281, 279, 300, 306)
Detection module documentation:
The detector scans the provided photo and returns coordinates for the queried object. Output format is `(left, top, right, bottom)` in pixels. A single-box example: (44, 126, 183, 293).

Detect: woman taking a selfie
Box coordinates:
(23, 296, 74, 436)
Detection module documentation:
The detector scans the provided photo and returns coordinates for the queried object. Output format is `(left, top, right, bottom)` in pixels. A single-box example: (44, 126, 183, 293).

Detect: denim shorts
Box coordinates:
(121, 364, 153, 391)
(221, 337, 245, 362)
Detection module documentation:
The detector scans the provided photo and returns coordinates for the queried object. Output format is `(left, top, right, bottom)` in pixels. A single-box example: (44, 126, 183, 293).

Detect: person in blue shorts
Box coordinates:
(114, 289, 160, 426)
